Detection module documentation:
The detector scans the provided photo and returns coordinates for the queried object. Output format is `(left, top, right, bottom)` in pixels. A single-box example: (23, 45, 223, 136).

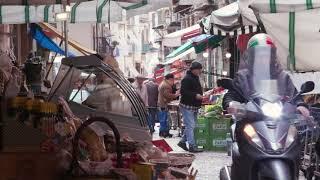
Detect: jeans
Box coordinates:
(180, 106, 198, 147)
(158, 108, 169, 133)
(147, 107, 158, 131)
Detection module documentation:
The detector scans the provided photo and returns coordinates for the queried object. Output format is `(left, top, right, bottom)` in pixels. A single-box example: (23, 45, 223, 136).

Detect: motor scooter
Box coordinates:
(219, 79, 316, 180)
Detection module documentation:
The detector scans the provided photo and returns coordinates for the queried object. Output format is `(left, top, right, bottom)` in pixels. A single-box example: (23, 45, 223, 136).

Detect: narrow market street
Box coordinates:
(2, 0, 320, 179)
(154, 125, 307, 180)
(153, 126, 231, 180)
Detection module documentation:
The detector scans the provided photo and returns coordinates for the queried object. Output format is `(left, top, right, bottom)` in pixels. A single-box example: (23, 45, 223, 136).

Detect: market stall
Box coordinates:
(0, 0, 203, 179)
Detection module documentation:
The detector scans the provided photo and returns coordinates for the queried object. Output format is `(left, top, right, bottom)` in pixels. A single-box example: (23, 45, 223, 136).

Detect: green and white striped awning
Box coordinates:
(0, 0, 171, 24)
(249, 0, 320, 13)
(163, 34, 224, 65)
(239, 0, 320, 71)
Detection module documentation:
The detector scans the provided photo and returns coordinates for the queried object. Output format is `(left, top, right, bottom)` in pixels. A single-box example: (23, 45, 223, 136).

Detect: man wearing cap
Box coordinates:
(178, 61, 204, 153)
(158, 73, 180, 138)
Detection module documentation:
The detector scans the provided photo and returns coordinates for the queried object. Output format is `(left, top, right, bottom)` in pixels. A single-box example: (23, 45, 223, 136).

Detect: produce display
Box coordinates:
(195, 93, 231, 152)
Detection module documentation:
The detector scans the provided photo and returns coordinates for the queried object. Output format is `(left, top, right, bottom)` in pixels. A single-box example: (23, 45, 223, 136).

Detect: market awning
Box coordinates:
(0, 0, 171, 24)
(249, 0, 320, 13)
(174, 0, 210, 5)
(289, 72, 320, 94)
(241, 0, 320, 71)
(163, 34, 224, 65)
(123, 0, 172, 18)
(202, 2, 259, 37)
(0, 0, 93, 5)
(162, 24, 201, 47)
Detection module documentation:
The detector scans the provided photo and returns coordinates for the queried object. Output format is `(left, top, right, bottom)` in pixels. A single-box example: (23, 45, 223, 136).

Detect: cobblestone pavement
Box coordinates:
(153, 127, 231, 180)
(153, 126, 306, 180)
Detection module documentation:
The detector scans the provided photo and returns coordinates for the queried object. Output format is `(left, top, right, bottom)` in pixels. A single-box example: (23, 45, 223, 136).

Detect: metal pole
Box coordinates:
(64, 21, 68, 57)
(64, 5, 69, 57)
(207, 48, 213, 88)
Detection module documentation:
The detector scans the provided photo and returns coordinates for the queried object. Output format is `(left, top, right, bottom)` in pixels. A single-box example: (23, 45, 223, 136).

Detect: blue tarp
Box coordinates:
(30, 24, 74, 57)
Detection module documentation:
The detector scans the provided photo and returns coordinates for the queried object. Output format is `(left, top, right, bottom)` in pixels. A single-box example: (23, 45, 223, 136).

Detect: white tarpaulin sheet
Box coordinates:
(250, 0, 320, 13)
(162, 24, 200, 47)
(0, 0, 123, 24)
(176, 0, 210, 5)
(259, 10, 320, 71)
(0, 0, 171, 24)
(204, 2, 259, 36)
(289, 72, 320, 94)
(210, 2, 240, 28)
(240, 0, 320, 71)
(125, 0, 172, 18)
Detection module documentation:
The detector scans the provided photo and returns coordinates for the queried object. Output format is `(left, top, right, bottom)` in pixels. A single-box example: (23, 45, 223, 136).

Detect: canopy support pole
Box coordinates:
(207, 48, 213, 88)
(249, 6, 267, 33)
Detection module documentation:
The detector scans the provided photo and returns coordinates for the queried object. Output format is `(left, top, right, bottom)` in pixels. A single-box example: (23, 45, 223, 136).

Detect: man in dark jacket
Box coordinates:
(222, 33, 309, 117)
(145, 78, 159, 133)
(178, 61, 204, 153)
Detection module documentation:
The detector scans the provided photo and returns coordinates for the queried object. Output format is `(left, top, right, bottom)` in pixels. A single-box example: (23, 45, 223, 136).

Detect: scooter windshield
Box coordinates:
(239, 46, 282, 100)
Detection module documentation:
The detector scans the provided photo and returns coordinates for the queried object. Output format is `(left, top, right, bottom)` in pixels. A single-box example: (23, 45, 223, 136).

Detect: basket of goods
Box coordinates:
(64, 116, 135, 180)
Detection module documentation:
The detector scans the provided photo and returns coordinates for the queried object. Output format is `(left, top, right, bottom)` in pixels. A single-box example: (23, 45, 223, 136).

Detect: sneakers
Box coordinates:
(188, 146, 204, 153)
(177, 141, 189, 151)
(159, 131, 173, 138)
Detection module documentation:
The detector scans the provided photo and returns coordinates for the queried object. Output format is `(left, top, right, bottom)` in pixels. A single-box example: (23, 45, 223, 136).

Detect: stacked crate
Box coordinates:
(194, 116, 230, 151)
(208, 116, 230, 151)
(194, 117, 211, 150)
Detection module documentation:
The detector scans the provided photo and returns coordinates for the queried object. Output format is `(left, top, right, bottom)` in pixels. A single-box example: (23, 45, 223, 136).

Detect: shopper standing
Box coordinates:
(158, 73, 179, 138)
(178, 61, 204, 153)
(133, 75, 148, 106)
(145, 78, 159, 133)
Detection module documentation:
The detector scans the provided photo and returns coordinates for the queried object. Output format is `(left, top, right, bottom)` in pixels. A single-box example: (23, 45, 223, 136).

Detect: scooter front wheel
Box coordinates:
(219, 166, 231, 180)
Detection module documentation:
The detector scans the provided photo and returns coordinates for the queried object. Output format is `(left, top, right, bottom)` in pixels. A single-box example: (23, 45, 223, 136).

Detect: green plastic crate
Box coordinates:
(194, 116, 211, 137)
(195, 127, 210, 138)
(195, 137, 211, 150)
(196, 116, 210, 128)
(209, 117, 230, 135)
(210, 137, 227, 152)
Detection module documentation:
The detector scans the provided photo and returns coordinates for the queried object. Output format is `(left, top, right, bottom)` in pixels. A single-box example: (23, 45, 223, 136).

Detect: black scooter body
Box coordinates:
(231, 117, 301, 180)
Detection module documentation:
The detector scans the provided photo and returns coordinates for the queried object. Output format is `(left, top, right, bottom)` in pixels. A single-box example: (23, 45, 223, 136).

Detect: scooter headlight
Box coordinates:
(285, 125, 297, 148)
(243, 124, 265, 150)
(261, 102, 282, 118)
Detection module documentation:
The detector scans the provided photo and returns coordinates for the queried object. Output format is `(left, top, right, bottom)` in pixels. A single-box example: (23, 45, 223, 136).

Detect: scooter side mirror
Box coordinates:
(300, 81, 315, 94)
(217, 78, 234, 90)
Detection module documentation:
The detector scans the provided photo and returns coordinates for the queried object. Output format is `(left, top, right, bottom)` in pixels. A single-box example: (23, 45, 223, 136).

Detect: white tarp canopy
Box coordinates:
(249, 0, 320, 13)
(124, 0, 172, 17)
(175, 0, 210, 5)
(240, 0, 320, 71)
(162, 24, 200, 47)
(0, 0, 171, 24)
(289, 72, 320, 94)
(204, 2, 259, 37)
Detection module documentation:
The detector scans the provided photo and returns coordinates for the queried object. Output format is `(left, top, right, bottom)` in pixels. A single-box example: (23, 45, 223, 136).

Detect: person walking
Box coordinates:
(158, 73, 179, 138)
(178, 61, 204, 153)
(145, 78, 159, 133)
(133, 75, 148, 106)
